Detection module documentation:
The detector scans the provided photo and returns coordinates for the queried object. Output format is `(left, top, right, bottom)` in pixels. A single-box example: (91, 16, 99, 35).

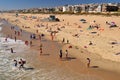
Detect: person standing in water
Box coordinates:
(19, 59, 26, 70)
(14, 36, 16, 42)
(11, 48, 13, 53)
(13, 59, 17, 67)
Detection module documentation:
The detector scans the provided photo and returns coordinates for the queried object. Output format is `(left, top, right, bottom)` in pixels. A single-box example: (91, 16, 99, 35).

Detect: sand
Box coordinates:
(0, 13, 120, 80)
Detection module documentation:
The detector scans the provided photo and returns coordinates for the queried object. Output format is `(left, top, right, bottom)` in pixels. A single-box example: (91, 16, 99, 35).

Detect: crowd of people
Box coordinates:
(7, 22, 91, 71)
(13, 59, 26, 70)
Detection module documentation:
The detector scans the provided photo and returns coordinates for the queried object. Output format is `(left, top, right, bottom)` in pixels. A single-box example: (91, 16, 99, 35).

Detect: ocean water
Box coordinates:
(0, 23, 101, 80)
(0, 27, 29, 80)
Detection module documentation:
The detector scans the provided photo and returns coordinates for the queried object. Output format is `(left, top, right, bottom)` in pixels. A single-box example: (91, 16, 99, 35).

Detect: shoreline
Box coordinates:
(0, 14, 120, 80)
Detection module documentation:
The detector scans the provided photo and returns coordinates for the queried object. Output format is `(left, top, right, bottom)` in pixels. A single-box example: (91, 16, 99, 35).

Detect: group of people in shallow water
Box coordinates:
(13, 59, 26, 70)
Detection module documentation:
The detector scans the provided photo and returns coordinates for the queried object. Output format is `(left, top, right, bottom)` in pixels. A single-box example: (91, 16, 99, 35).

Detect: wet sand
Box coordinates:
(0, 18, 120, 80)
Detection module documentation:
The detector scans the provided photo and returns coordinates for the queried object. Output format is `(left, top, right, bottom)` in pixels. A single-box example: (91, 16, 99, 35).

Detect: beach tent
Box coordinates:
(49, 15, 60, 21)
(41, 15, 60, 22)
(49, 15, 56, 20)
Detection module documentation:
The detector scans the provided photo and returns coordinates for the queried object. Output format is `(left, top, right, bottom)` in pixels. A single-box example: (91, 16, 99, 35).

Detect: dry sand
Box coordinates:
(1, 13, 120, 80)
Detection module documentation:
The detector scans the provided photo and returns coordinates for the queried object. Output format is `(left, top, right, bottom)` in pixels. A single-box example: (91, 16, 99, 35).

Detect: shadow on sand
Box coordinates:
(41, 53, 50, 56)
(61, 57, 76, 61)
(24, 67, 34, 70)
(90, 66, 99, 68)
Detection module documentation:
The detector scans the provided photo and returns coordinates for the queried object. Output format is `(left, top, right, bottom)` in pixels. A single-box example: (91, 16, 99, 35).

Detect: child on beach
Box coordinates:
(65, 50, 68, 58)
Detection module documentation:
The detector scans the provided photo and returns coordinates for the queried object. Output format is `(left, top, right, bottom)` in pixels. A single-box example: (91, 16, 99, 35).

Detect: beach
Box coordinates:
(0, 13, 120, 80)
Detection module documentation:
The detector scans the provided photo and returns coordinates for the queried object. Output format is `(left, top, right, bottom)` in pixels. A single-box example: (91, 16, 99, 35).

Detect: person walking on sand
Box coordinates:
(62, 38, 65, 43)
(40, 44, 43, 55)
(65, 50, 68, 58)
(67, 40, 69, 44)
(87, 58, 91, 68)
(59, 50, 63, 59)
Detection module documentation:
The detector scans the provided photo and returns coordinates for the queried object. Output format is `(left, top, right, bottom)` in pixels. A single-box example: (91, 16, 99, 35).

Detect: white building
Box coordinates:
(96, 5, 102, 12)
(62, 5, 69, 12)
